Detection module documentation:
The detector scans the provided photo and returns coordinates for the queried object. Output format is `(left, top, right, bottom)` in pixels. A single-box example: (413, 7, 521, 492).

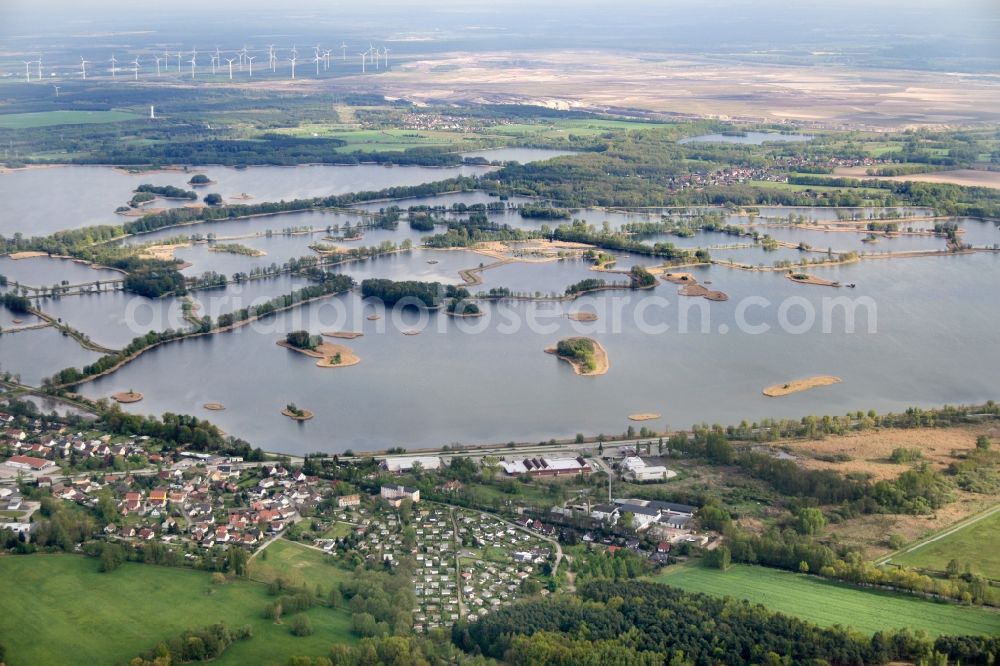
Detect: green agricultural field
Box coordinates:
(893, 508, 1000, 580)
(0, 110, 142, 129)
(249, 538, 353, 591)
(653, 563, 1000, 637)
(0, 554, 353, 666)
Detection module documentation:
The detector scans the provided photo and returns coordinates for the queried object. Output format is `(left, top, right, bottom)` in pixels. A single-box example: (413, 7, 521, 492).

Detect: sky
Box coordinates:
(0, 0, 997, 72)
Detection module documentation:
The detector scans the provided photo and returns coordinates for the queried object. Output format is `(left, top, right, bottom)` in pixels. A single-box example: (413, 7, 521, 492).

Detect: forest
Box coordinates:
(453, 579, 997, 665)
(360, 279, 443, 308)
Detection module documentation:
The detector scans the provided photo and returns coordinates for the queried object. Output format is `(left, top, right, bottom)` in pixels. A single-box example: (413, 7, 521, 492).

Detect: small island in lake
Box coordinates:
(187, 174, 216, 186)
(322, 330, 363, 340)
(112, 390, 144, 403)
(281, 403, 314, 421)
(545, 337, 609, 376)
(786, 272, 841, 287)
(628, 413, 661, 421)
(567, 311, 599, 322)
(278, 331, 360, 368)
(203, 403, 225, 411)
(763, 375, 842, 397)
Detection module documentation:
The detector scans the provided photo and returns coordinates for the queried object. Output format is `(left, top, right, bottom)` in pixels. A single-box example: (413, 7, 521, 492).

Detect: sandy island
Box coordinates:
(139, 243, 190, 262)
(281, 408, 314, 421)
(678, 283, 729, 301)
(322, 330, 363, 339)
(366, 313, 381, 321)
(203, 403, 226, 411)
(112, 391, 144, 403)
(662, 272, 696, 284)
(544, 337, 609, 377)
(786, 272, 841, 287)
(402, 329, 422, 336)
(277, 339, 361, 368)
(628, 413, 661, 421)
(567, 311, 599, 322)
(8, 251, 51, 260)
(763, 375, 842, 397)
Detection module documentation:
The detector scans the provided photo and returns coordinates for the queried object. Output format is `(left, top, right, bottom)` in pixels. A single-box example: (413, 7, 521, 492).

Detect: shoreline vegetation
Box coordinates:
(46, 275, 355, 390)
(545, 336, 609, 376)
(763, 375, 842, 397)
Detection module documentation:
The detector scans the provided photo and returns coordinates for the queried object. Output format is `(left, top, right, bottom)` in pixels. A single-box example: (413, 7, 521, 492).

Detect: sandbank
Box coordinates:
(322, 330, 363, 339)
(203, 403, 226, 411)
(763, 375, 842, 397)
(112, 391, 144, 403)
(366, 313, 381, 321)
(628, 413, 661, 421)
(567, 311, 599, 322)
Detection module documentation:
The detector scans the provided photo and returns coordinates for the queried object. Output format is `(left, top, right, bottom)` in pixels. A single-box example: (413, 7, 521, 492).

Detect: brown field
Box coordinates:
(785, 424, 1000, 557)
(834, 167, 1000, 190)
(787, 424, 995, 481)
(357, 51, 1000, 128)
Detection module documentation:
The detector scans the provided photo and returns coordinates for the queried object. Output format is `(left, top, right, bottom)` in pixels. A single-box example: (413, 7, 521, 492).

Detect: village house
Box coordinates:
(337, 494, 361, 508)
(380, 484, 420, 506)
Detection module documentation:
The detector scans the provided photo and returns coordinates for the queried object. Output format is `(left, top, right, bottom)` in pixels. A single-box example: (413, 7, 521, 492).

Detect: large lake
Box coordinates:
(2, 154, 998, 454)
(0, 162, 495, 237)
(65, 249, 1000, 454)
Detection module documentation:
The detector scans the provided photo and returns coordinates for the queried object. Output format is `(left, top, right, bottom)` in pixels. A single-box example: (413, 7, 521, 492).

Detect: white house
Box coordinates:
(381, 456, 442, 474)
(622, 456, 676, 482)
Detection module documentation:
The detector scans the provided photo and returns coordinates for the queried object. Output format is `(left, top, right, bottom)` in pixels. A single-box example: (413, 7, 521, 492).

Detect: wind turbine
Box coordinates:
(288, 56, 297, 79)
(155, 56, 162, 75)
(176, 51, 182, 72)
(245, 54, 255, 78)
(359, 51, 366, 73)
(383, 47, 390, 70)
(22, 61, 32, 82)
(36, 58, 43, 79)
(210, 54, 217, 75)
(131, 57, 140, 81)
(189, 51, 197, 79)
(323, 49, 332, 70)
(109, 54, 118, 81)
(80, 56, 89, 79)
(268, 44, 276, 72)
(314, 54, 321, 75)
(53, 85, 61, 97)
(225, 57, 235, 80)
(341, 42, 347, 60)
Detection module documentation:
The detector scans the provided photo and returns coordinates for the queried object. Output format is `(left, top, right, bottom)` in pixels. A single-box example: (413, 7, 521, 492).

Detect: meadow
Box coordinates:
(0, 110, 142, 129)
(893, 508, 1000, 580)
(653, 563, 1000, 637)
(0, 554, 354, 666)
(248, 538, 354, 592)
